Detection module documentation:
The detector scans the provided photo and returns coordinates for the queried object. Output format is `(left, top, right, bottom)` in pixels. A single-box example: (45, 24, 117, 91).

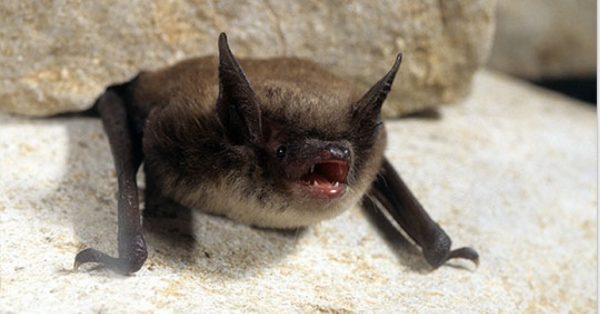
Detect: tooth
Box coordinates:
(310, 165, 315, 173)
(333, 182, 339, 187)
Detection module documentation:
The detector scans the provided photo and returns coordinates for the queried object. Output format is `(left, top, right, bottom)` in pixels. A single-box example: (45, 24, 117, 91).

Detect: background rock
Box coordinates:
(0, 0, 496, 117)
(488, 0, 596, 79)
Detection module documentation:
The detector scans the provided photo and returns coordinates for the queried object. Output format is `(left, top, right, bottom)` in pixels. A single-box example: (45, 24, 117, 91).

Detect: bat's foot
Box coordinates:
(422, 233, 479, 269)
(74, 237, 148, 274)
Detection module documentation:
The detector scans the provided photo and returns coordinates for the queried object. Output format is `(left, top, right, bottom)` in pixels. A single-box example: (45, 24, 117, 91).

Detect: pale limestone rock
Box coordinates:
(0, 71, 595, 312)
(0, 0, 496, 117)
(488, 0, 596, 79)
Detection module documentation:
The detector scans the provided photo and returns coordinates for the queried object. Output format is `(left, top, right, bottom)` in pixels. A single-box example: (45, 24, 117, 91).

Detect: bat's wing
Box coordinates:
(74, 86, 148, 273)
(364, 157, 479, 269)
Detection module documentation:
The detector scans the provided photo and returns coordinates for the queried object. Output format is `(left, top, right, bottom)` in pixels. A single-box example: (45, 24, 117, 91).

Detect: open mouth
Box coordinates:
(298, 160, 349, 199)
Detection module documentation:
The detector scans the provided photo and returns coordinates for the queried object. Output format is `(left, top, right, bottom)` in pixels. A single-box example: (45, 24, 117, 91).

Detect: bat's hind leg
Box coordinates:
(367, 158, 479, 269)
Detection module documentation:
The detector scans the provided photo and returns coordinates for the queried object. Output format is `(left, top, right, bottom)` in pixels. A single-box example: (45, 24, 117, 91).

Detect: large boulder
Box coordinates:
(488, 0, 596, 79)
(0, 0, 496, 117)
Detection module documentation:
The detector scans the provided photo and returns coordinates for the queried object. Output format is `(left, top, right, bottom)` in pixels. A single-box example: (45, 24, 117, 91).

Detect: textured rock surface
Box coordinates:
(488, 0, 596, 79)
(0, 0, 496, 117)
(0, 71, 595, 312)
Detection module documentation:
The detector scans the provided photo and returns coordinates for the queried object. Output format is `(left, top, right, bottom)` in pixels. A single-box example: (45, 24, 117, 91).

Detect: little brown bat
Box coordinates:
(73, 33, 478, 273)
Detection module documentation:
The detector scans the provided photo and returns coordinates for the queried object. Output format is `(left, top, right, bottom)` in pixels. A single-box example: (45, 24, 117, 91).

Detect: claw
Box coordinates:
(448, 246, 480, 267)
(73, 243, 147, 274)
(74, 248, 114, 271)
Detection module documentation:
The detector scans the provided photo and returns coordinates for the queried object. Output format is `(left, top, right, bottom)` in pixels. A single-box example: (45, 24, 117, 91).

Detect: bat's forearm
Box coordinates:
(74, 89, 147, 273)
(368, 157, 478, 268)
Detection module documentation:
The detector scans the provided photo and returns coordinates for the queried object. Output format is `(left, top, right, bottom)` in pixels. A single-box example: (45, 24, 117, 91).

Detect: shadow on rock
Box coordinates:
(400, 107, 442, 121)
(361, 198, 432, 273)
(35, 115, 300, 278)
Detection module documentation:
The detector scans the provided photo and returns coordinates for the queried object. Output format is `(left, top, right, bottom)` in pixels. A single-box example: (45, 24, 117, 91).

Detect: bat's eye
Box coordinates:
(276, 145, 287, 159)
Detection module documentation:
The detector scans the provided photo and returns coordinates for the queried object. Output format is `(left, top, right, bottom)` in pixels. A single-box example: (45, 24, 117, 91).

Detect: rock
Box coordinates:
(0, 0, 496, 117)
(488, 0, 596, 79)
(0, 70, 595, 312)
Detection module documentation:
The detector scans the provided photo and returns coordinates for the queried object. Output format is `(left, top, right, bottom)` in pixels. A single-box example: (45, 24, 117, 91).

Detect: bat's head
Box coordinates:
(215, 33, 401, 226)
(260, 119, 352, 200)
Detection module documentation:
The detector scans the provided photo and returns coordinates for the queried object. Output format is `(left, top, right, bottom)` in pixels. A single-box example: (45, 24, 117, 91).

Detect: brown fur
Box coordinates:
(138, 55, 388, 228)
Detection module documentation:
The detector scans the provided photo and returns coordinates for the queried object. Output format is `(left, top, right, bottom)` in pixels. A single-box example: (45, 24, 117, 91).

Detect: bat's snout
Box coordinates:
(319, 145, 351, 162)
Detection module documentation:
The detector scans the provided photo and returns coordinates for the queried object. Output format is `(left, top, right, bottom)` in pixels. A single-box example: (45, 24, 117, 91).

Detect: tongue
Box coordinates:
(315, 162, 348, 183)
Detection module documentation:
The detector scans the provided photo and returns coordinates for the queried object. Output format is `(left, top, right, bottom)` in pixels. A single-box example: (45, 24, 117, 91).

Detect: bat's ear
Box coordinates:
(352, 53, 402, 129)
(216, 33, 263, 146)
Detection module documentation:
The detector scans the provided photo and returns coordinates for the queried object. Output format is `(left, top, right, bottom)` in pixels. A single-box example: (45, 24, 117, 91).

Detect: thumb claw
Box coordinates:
(448, 246, 479, 267)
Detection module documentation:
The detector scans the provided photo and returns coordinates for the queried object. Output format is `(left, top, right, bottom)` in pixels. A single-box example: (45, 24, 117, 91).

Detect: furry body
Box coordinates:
(137, 57, 385, 228)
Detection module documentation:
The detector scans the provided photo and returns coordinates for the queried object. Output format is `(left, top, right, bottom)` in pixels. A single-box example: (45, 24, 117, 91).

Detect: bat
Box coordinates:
(73, 33, 479, 273)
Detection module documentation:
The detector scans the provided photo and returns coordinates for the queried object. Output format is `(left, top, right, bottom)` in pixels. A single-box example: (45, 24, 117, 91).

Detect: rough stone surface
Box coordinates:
(0, 70, 595, 312)
(488, 0, 596, 79)
(0, 0, 496, 118)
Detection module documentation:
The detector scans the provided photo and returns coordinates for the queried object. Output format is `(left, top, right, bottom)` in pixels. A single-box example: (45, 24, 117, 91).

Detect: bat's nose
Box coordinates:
(320, 145, 351, 161)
